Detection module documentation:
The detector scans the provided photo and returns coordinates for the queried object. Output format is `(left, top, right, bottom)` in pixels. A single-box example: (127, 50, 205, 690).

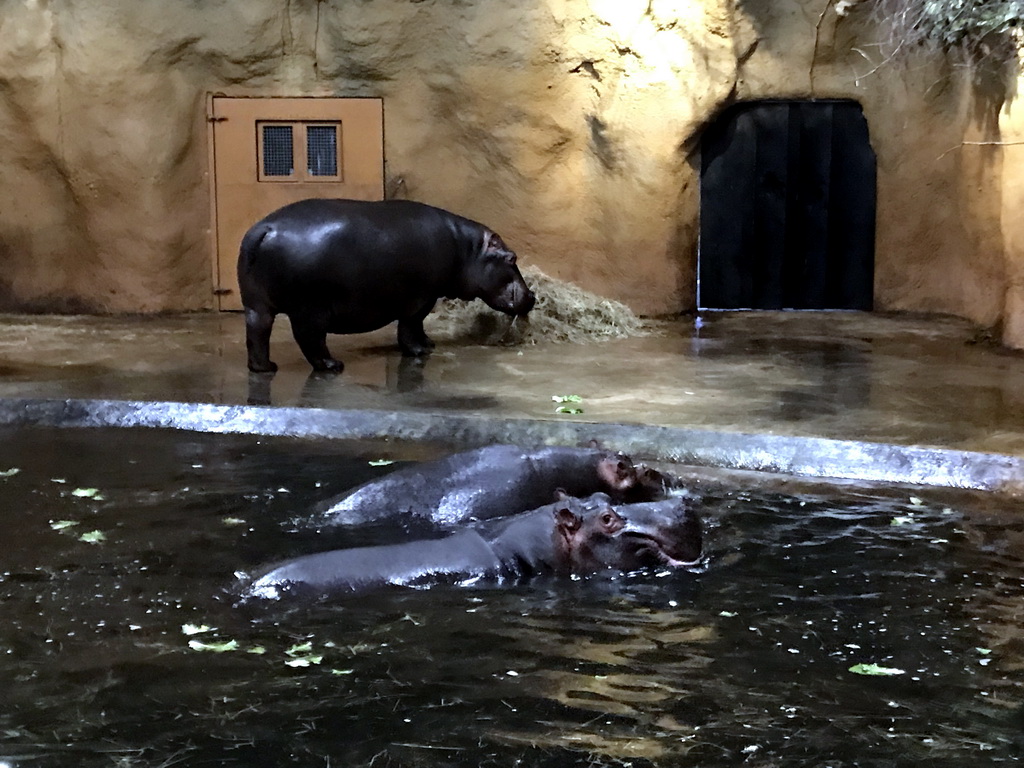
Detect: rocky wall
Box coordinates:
(733, 0, 1008, 331)
(999, 76, 1024, 350)
(0, 0, 1021, 346)
(0, 0, 736, 315)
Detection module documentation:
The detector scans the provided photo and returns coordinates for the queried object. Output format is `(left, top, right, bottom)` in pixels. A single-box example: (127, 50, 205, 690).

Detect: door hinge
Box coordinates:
(213, 288, 233, 296)
(208, 116, 228, 123)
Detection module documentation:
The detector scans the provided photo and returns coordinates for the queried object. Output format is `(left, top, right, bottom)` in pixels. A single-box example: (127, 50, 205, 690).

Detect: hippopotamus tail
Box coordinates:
(238, 222, 274, 270)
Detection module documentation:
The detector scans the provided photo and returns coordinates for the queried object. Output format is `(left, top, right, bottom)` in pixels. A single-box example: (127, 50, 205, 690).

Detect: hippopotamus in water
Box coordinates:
(237, 198, 536, 373)
(314, 444, 679, 529)
(242, 493, 702, 600)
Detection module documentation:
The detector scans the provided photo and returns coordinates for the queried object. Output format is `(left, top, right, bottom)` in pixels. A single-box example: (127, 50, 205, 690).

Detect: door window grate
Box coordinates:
(307, 125, 339, 177)
(257, 121, 341, 182)
(261, 125, 294, 177)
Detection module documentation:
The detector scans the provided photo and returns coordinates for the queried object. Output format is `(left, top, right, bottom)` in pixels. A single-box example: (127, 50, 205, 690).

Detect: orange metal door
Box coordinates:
(208, 96, 384, 310)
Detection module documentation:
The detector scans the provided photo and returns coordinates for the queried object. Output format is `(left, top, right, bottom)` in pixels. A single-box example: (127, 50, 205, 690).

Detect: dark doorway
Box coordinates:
(698, 100, 876, 310)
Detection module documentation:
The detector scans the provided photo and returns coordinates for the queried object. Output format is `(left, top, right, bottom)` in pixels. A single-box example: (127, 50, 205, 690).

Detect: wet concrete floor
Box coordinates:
(1, 310, 1023, 488)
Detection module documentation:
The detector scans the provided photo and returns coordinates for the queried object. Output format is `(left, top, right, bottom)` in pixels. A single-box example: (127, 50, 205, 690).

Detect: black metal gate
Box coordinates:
(698, 100, 876, 310)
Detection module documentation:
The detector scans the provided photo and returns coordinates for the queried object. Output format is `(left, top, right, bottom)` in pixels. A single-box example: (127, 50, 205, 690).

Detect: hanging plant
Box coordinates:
(867, 0, 1024, 63)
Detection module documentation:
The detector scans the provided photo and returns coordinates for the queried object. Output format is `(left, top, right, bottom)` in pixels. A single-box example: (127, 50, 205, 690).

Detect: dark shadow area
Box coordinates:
(699, 100, 875, 311)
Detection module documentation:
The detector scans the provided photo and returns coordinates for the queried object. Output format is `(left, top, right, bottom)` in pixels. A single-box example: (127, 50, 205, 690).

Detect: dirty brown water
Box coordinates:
(1, 426, 1022, 767)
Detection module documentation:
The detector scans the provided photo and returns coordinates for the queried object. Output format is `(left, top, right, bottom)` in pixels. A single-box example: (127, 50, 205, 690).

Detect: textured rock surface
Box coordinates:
(733, 0, 1009, 331)
(0, 0, 1022, 348)
(999, 80, 1024, 350)
(0, 0, 736, 315)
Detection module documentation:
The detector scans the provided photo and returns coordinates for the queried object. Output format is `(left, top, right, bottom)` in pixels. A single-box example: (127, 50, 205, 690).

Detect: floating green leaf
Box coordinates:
(286, 642, 314, 657)
(555, 406, 584, 415)
(368, 459, 395, 467)
(849, 663, 905, 676)
(71, 487, 104, 500)
(50, 520, 79, 531)
(78, 530, 106, 544)
(247, 645, 267, 655)
(188, 638, 239, 653)
(181, 623, 213, 636)
(330, 668, 354, 675)
(0, 467, 20, 479)
(551, 394, 583, 403)
(890, 516, 914, 526)
(285, 655, 323, 668)
(221, 517, 247, 527)
(976, 647, 992, 655)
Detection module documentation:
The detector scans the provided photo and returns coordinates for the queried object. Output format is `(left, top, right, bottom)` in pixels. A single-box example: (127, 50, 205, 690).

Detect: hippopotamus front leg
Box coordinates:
(245, 307, 278, 373)
(396, 300, 438, 357)
(290, 312, 344, 373)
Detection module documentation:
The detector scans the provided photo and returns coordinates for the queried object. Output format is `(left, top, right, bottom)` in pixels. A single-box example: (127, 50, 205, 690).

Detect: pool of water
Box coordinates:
(1, 426, 1022, 767)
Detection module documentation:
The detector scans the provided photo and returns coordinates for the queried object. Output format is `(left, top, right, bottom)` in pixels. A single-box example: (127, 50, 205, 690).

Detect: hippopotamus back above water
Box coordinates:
(314, 444, 678, 529)
(242, 493, 703, 600)
(238, 198, 536, 373)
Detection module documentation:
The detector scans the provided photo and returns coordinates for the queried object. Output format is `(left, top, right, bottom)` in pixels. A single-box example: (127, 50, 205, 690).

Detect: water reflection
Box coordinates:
(486, 606, 711, 759)
(694, 335, 873, 421)
(246, 351, 502, 410)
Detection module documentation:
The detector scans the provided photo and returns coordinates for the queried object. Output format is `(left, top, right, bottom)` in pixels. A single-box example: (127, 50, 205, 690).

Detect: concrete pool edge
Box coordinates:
(2, 397, 1023, 494)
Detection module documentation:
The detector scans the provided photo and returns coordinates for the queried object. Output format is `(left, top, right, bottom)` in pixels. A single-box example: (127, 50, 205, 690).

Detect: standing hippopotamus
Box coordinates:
(242, 493, 702, 600)
(237, 198, 536, 373)
(314, 444, 678, 529)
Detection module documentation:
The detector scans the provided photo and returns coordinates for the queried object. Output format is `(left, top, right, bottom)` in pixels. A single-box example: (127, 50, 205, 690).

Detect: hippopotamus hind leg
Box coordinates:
(245, 307, 279, 373)
(290, 313, 344, 372)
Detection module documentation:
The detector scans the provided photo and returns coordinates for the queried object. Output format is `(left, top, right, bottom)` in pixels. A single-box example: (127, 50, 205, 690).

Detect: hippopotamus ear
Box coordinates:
(484, 231, 516, 264)
(485, 231, 507, 250)
(554, 488, 570, 501)
(553, 506, 582, 534)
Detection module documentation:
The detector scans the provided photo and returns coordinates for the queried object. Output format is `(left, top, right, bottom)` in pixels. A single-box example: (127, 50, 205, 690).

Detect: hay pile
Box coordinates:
(425, 266, 652, 346)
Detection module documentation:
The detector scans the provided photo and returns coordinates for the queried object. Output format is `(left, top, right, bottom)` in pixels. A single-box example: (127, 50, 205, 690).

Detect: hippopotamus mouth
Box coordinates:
(620, 528, 704, 570)
(507, 282, 536, 316)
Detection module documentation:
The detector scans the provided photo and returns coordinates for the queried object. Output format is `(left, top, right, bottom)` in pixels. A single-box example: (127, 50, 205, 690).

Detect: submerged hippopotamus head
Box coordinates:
(553, 493, 704, 574)
(461, 231, 535, 317)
